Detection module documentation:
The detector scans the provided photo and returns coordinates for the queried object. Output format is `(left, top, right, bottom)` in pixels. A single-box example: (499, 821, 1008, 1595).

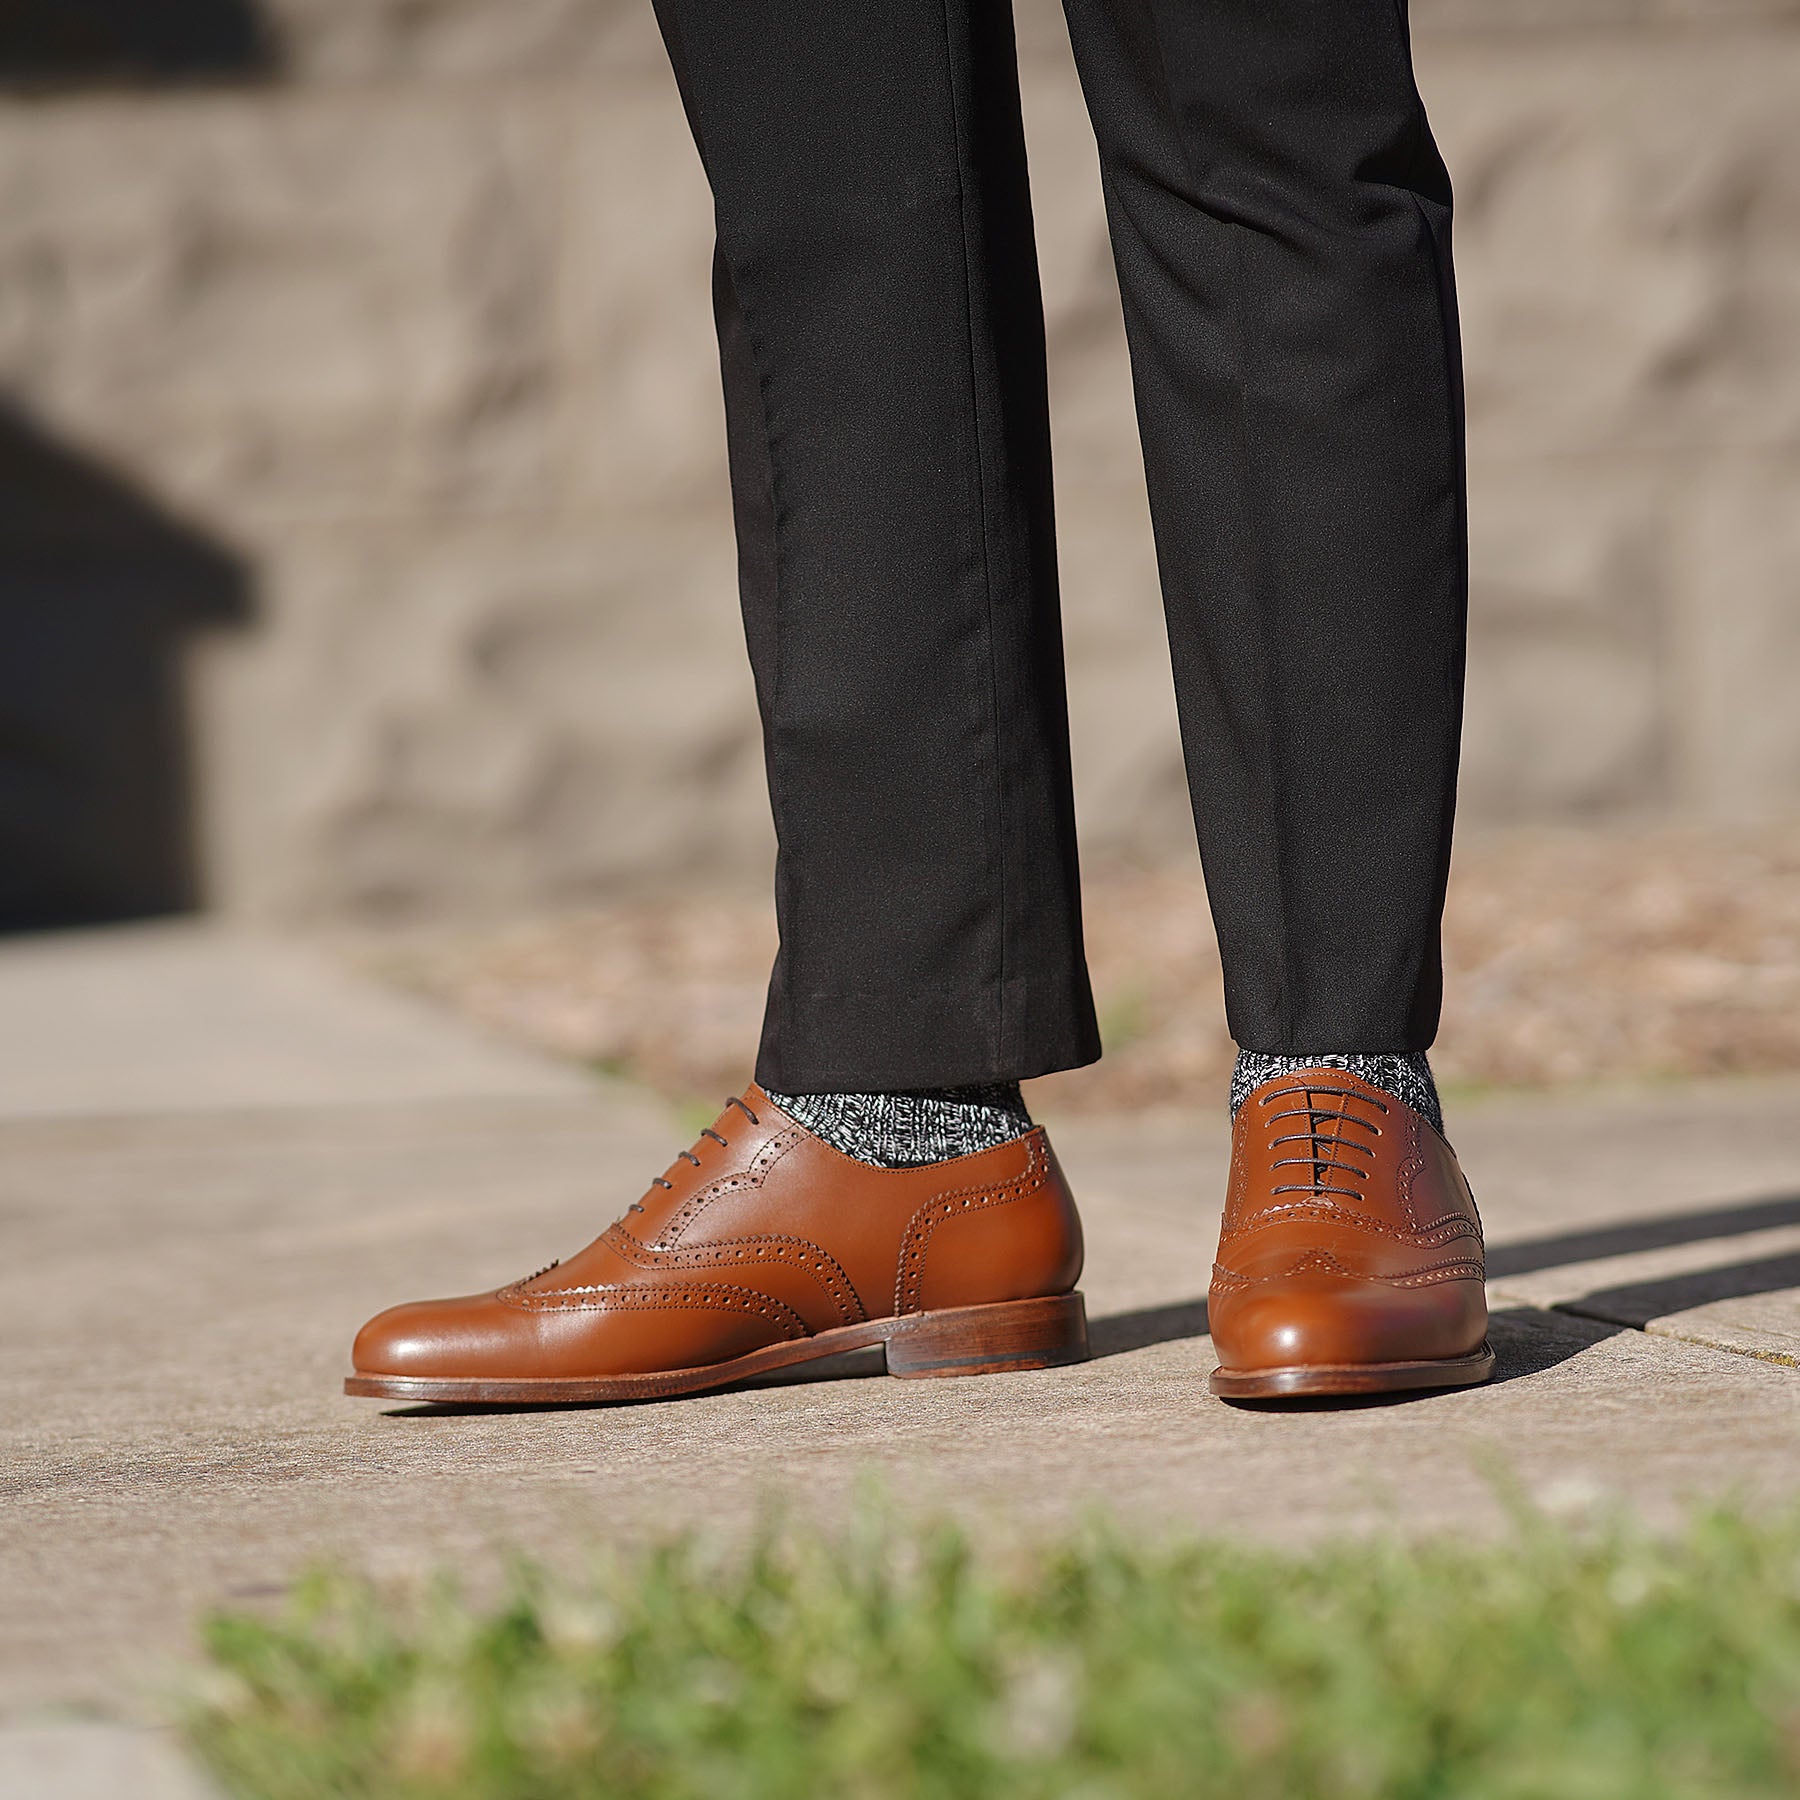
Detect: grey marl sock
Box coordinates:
(1229, 1051, 1444, 1136)
(762, 1084, 1032, 1168)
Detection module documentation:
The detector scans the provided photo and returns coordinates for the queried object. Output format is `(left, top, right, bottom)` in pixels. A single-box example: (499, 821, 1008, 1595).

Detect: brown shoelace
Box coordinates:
(514, 1096, 765, 1283)
(1259, 1081, 1388, 1202)
(639, 1093, 761, 1208)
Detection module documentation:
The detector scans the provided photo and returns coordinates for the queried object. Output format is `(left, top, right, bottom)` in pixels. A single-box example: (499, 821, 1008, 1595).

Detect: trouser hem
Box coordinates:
(754, 976, 1101, 1093)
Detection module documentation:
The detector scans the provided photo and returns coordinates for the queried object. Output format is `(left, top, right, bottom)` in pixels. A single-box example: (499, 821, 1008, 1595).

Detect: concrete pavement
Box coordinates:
(2, 923, 1796, 1764)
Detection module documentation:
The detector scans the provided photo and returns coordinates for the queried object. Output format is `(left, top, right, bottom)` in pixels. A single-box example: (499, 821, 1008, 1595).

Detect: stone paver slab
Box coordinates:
(0, 923, 606, 1120)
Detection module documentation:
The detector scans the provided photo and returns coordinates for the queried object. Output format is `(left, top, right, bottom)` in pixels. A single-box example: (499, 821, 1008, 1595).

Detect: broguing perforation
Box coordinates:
(892, 1136, 1049, 1316)
(600, 1227, 865, 1327)
(653, 1126, 807, 1248)
(500, 1279, 810, 1338)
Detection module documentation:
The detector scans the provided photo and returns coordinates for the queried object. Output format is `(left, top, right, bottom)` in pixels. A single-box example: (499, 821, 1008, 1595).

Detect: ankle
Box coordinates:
(1229, 1050, 1443, 1135)
(761, 1084, 1032, 1169)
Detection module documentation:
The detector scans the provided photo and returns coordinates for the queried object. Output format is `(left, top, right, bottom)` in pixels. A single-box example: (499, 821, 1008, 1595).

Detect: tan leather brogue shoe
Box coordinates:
(347, 1085, 1087, 1404)
(1207, 1067, 1492, 1400)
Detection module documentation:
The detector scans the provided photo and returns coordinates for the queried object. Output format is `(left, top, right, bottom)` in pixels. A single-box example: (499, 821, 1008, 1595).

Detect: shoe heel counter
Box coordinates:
(1039, 1136, 1085, 1291)
(901, 1131, 1084, 1315)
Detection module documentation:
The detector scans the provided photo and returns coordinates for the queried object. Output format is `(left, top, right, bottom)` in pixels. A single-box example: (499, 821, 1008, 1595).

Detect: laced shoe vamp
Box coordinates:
(1209, 1068, 1488, 1373)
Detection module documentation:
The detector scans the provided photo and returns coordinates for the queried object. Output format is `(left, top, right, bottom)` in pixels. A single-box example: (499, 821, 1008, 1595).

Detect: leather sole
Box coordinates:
(1208, 1340, 1496, 1401)
(344, 1290, 1088, 1405)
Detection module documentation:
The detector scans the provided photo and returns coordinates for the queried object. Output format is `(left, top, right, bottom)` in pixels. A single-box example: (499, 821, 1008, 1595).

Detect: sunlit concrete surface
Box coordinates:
(1, 926, 1795, 1735)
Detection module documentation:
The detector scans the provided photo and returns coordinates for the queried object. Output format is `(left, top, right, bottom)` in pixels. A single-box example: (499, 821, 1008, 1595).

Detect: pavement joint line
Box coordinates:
(1634, 1321, 1799, 1370)
(1522, 1297, 1800, 1370)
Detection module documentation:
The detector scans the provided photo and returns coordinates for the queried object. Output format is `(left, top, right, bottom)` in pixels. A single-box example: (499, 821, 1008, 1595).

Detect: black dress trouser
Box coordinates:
(650, 0, 1468, 1093)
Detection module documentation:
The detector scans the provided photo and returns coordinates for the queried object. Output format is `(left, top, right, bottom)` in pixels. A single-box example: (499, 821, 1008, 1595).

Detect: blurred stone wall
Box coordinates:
(0, 0, 1796, 920)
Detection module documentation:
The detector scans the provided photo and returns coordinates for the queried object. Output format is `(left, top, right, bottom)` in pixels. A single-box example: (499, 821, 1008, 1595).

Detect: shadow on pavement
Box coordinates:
(1087, 1297, 1209, 1359)
(1086, 1301, 1609, 1404)
(1486, 1191, 1800, 1280)
(1485, 1305, 1616, 1379)
(1560, 1252, 1800, 1332)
